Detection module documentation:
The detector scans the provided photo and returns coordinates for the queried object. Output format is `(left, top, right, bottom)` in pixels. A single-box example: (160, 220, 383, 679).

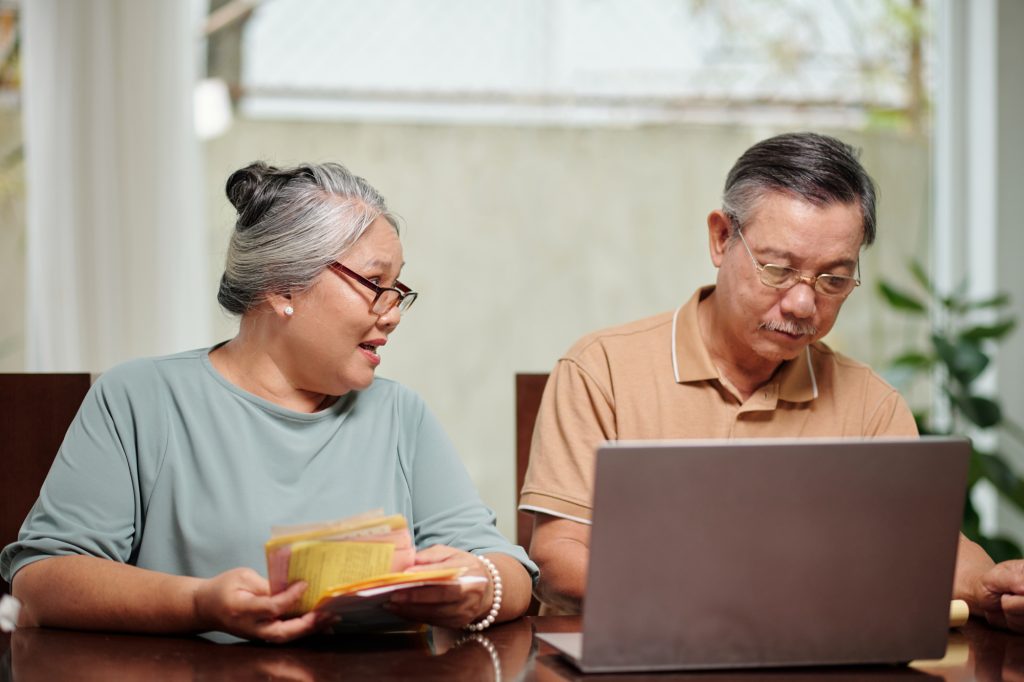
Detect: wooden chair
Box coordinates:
(515, 373, 549, 616)
(0, 373, 92, 594)
(515, 373, 549, 552)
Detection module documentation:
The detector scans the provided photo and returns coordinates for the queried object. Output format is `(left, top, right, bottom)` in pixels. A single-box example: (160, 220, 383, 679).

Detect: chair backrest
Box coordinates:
(515, 373, 549, 551)
(0, 373, 92, 594)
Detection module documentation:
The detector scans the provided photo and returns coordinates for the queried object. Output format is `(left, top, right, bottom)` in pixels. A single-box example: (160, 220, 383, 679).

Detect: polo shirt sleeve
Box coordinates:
(0, 362, 162, 583)
(864, 388, 920, 437)
(518, 352, 617, 523)
(399, 388, 538, 582)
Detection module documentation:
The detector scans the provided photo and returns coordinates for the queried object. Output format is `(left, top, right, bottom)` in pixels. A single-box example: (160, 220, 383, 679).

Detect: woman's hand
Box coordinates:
(385, 546, 493, 629)
(11, 556, 335, 640)
(192, 567, 327, 643)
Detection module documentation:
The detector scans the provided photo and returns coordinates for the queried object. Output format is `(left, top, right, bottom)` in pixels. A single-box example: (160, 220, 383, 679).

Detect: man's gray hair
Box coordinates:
(721, 132, 877, 246)
(217, 161, 398, 315)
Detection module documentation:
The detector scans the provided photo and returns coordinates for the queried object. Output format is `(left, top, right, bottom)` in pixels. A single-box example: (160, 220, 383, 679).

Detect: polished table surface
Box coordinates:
(1, 616, 1022, 681)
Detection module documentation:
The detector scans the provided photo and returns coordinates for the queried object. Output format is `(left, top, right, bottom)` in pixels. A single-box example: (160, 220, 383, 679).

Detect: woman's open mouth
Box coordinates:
(358, 343, 381, 366)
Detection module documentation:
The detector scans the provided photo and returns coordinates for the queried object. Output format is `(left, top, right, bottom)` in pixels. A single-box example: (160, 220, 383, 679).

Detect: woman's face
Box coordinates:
(284, 216, 406, 397)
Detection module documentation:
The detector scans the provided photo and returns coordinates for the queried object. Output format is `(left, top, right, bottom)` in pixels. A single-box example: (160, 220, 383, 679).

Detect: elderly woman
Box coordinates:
(0, 161, 536, 642)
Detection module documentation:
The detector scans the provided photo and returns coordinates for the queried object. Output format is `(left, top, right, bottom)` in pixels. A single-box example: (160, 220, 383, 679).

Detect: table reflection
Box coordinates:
(534, 654, 944, 682)
(1, 617, 1021, 681)
(955, 621, 1024, 682)
(528, 618, 1024, 682)
(4, 617, 535, 682)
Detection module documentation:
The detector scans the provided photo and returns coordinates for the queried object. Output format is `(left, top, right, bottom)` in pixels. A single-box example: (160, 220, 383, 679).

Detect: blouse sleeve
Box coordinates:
(0, 361, 164, 583)
(398, 387, 538, 583)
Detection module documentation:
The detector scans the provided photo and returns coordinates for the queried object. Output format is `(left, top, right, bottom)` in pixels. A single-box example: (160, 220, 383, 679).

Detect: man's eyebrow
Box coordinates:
(825, 257, 860, 272)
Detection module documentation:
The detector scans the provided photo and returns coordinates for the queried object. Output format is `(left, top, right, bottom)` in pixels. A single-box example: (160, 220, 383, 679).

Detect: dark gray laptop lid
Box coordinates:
(575, 437, 969, 672)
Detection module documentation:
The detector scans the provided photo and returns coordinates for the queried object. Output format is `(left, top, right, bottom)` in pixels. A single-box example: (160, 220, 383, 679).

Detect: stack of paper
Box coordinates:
(265, 510, 466, 618)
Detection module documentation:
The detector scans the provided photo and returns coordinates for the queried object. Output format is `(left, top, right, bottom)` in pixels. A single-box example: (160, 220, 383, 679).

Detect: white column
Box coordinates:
(934, 0, 1024, 539)
(22, 0, 209, 372)
(993, 0, 1024, 541)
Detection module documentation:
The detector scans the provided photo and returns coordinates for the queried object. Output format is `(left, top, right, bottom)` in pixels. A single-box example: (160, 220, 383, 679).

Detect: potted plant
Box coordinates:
(879, 261, 1024, 562)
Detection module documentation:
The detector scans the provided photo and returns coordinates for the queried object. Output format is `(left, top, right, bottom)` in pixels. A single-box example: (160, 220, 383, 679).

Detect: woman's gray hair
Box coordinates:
(217, 161, 398, 315)
(721, 132, 877, 246)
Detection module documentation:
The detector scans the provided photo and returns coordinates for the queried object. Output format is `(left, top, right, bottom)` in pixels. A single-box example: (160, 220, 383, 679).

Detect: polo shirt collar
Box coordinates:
(671, 285, 820, 403)
(671, 287, 718, 383)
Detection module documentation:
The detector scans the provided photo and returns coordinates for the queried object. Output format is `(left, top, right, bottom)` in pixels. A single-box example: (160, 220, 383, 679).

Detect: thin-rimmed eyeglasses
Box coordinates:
(731, 216, 860, 297)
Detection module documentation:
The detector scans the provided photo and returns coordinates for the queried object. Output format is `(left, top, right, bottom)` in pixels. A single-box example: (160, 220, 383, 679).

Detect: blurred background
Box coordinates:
(1, 0, 1021, 549)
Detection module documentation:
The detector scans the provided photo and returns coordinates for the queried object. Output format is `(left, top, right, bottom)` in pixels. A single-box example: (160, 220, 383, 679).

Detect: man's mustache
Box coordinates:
(759, 319, 818, 336)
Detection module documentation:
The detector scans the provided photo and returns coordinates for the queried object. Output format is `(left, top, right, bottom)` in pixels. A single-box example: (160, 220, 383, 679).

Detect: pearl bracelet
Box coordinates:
(464, 554, 502, 632)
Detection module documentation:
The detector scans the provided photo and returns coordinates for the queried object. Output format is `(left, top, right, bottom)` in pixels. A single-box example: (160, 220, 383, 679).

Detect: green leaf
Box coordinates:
(943, 280, 971, 313)
(948, 392, 1002, 428)
(908, 260, 934, 295)
(890, 351, 934, 369)
(960, 319, 1017, 342)
(978, 536, 1024, 563)
(932, 335, 989, 385)
(964, 292, 1011, 310)
(967, 450, 985, 488)
(912, 412, 937, 435)
(961, 496, 981, 538)
(877, 282, 927, 313)
(976, 452, 1024, 508)
(967, 448, 1024, 559)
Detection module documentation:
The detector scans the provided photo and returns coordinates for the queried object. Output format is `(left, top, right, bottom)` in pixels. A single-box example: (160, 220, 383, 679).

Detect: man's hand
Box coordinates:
(192, 567, 327, 643)
(976, 560, 1024, 634)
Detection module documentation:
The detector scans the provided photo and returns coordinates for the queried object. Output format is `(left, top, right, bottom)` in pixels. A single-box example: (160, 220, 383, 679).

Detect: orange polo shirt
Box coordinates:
(519, 286, 918, 523)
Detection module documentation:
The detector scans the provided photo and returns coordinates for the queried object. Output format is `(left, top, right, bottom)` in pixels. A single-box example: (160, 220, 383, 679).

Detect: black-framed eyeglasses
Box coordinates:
(732, 218, 861, 298)
(327, 262, 418, 315)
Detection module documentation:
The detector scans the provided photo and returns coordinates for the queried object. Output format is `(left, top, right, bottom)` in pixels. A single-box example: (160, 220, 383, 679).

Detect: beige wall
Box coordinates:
(0, 116, 931, 538)
(0, 115, 929, 536)
(205, 119, 930, 538)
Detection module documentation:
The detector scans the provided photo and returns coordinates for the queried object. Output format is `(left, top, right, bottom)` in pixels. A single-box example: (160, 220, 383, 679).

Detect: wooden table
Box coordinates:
(1, 616, 1021, 681)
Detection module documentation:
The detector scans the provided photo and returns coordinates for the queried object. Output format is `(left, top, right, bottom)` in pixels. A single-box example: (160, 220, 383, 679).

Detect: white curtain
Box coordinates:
(22, 0, 209, 372)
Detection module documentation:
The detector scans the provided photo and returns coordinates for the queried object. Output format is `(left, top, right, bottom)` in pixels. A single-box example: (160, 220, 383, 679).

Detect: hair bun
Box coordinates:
(225, 161, 283, 228)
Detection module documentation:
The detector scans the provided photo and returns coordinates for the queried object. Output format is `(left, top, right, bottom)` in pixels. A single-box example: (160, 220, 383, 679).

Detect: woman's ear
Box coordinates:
(267, 292, 294, 318)
(707, 210, 732, 268)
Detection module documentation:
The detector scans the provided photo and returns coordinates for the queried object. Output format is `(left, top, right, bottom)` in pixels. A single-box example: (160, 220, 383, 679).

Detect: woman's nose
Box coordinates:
(377, 304, 402, 330)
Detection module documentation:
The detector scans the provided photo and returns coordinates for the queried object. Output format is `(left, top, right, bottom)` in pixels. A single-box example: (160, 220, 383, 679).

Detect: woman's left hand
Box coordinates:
(385, 545, 493, 629)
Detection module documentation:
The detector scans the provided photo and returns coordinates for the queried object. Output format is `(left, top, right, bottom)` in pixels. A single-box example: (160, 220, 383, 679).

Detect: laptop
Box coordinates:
(537, 437, 970, 673)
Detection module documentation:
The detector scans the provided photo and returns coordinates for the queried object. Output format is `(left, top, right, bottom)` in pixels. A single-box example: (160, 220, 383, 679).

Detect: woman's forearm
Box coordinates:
(486, 553, 533, 623)
(13, 555, 206, 633)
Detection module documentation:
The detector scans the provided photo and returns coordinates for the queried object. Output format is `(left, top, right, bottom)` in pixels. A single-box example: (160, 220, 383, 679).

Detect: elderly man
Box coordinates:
(519, 132, 1024, 632)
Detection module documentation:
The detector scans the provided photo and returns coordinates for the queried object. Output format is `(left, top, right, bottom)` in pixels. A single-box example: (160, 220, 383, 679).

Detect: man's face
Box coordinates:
(708, 191, 864, 368)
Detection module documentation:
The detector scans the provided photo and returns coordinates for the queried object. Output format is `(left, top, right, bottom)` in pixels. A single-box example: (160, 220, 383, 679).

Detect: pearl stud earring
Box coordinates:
(284, 306, 294, 316)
